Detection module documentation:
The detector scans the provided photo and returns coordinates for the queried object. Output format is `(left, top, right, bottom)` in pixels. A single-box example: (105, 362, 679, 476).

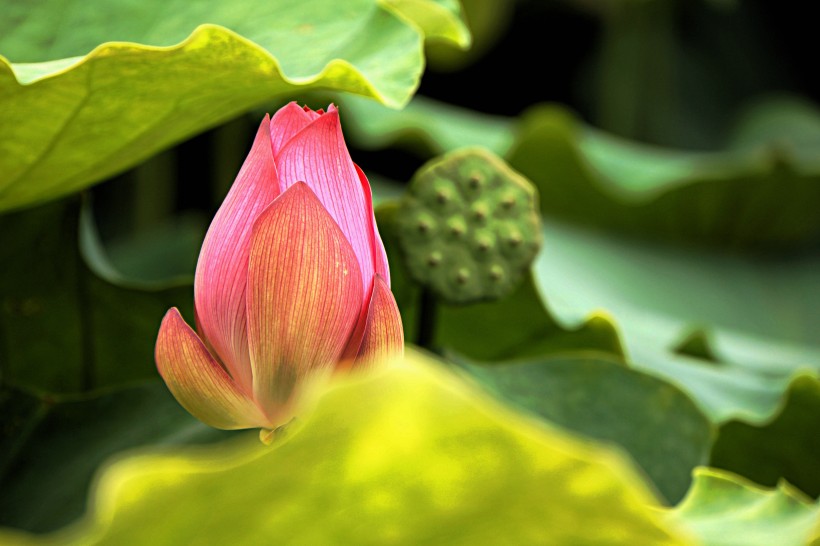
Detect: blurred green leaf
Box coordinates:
(437, 274, 623, 360)
(0, 353, 692, 545)
(101, 213, 206, 285)
(511, 104, 820, 250)
(534, 219, 820, 423)
(0, 382, 230, 533)
(711, 375, 820, 499)
(668, 468, 820, 546)
(0, 200, 190, 393)
(455, 354, 714, 504)
(342, 95, 516, 156)
(369, 174, 409, 206)
(345, 96, 820, 249)
(729, 96, 820, 163)
(0, 0, 468, 212)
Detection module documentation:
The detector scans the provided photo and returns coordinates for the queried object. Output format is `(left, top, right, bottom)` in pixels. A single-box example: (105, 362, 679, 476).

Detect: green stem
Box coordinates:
(415, 287, 439, 351)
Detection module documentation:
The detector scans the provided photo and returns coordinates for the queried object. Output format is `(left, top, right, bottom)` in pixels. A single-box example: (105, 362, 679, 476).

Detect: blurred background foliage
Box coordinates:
(1, 0, 819, 543)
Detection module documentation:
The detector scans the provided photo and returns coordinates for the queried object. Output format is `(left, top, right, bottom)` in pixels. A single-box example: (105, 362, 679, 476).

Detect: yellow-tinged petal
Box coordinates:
(341, 274, 404, 371)
(155, 308, 268, 430)
(247, 182, 363, 418)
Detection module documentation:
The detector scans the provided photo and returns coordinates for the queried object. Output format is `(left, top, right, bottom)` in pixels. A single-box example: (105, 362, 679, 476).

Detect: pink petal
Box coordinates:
(246, 182, 363, 417)
(155, 308, 268, 430)
(341, 275, 404, 371)
(274, 106, 378, 301)
(269, 102, 316, 156)
(354, 163, 391, 286)
(194, 116, 280, 393)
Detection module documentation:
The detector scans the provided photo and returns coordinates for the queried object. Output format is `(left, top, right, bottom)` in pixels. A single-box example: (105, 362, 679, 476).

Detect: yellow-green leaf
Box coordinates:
(668, 468, 820, 546)
(382, 0, 471, 48)
(1, 352, 693, 545)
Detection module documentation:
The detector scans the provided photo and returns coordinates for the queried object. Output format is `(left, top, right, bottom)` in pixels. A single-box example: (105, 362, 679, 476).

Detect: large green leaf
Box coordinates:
(0, 353, 691, 545)
(534, 219, 820, 424)
(0, 382, 230, 533)
(0, 0, 468, 212)
(711, 375, 820, 499)
(668, 468, 820, 546)
(0, 199, 190, 393)
(455, 354, 713, 504)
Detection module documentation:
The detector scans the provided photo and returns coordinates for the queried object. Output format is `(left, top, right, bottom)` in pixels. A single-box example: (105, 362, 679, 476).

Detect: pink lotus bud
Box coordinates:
(155, 103, 403, 436)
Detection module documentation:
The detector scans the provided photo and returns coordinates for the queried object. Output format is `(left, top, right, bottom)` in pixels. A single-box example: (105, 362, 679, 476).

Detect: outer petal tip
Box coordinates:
(155, 308, 268, 430)
(341, 275, 404, 372)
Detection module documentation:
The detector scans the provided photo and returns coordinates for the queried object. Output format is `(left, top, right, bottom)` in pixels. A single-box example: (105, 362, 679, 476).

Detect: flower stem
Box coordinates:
(415, 287, 438, 351)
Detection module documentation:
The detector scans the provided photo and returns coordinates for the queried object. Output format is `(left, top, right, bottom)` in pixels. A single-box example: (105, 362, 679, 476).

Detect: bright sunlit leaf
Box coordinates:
(0, 353, 692, 545)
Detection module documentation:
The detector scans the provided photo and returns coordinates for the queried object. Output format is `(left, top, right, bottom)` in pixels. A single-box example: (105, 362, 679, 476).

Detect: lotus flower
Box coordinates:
(155, 103, 403, 436)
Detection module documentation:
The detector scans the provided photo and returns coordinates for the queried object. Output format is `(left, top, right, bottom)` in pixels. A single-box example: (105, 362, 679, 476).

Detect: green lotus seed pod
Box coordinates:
(471, 228, 496, 257)
(470, 201, 490, 223)
(488, 264, 505, 282)
(446, 215, 468, 239)
(404, 210, 437, 243)
(396, 147, 542, 303)
(426, 251, 443, 267)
